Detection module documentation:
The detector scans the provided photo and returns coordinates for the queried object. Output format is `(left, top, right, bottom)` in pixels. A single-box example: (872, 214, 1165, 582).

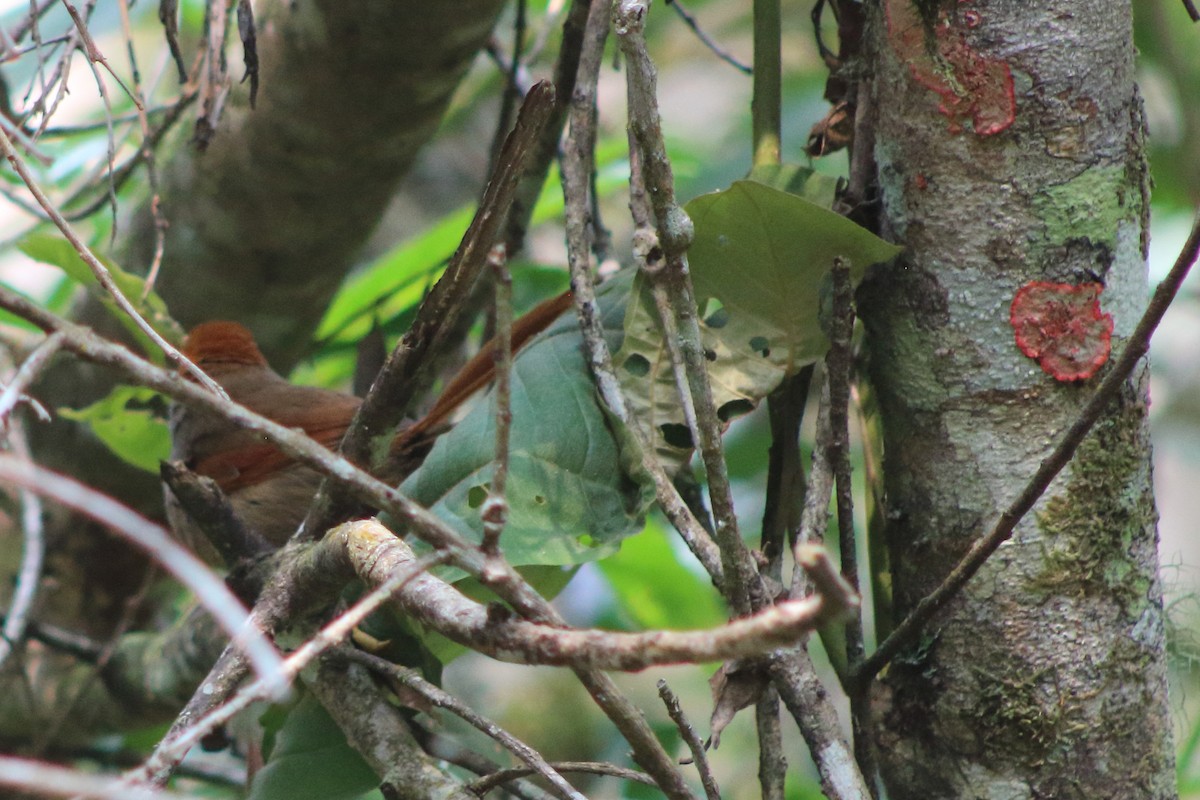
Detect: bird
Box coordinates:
(165, 290, 573, 555)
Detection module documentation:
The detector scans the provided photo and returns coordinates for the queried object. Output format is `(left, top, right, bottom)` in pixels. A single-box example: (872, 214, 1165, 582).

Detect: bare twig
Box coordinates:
(0, 755, 186, 800)
(852, 207, 1200, 689)
(792, 378, 835, 596)
(825, 258, 876, 793)
(1183, 0, 1199, 22)
(0, 425, 46, 672)
(115, 0, 169, 297)
(657, 680, 721, 800)
(62, 0, 122, 228)
(158, 0, 187, 81)
(0, 330, 63, 428)
(339, 648, 586, 800)
(160, 461, 272, 567)
(481, 245, 514, 557)
(505, 0, 590, 254)
(667, 0, 752, 74)
(769, 648, 873, 800)
(348, 521, 855, 669)
(615, 0, 761, 615)
(0, 456, 285, 695)
(0, 124, 225, 398)
(561, 0, 723, 581)
(469, 761, 658, 795)
(755, 688, 787, 800)
(487, 0, 528, 171)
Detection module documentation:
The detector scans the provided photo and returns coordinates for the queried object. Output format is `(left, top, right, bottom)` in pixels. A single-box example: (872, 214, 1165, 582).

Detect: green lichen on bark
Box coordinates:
(1031, 166, 1133, 251)
(1033, 404, 1154, 607)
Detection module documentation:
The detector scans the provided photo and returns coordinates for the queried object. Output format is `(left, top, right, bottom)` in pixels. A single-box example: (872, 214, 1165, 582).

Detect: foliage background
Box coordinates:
(0, 0, 1197, 796)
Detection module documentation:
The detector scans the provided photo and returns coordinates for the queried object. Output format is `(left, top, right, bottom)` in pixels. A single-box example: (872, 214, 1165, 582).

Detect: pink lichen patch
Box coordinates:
(884, 0, 1016, 136)
(1010, 282, 1113, 382)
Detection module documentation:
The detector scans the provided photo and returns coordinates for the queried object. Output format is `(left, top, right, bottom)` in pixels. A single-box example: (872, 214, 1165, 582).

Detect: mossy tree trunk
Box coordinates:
(859, 1, 1176, 797)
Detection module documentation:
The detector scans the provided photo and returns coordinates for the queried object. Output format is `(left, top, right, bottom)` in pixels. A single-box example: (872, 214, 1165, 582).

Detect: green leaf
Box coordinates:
(400, 270, 654, 569)
(248, 692, 379, 800)
(598, 517, 725, 631)
(58, 386, 170, 473)
(615, 179, 902, 467)
(18, 232, 181, 362)
(745, 163, 839, 207)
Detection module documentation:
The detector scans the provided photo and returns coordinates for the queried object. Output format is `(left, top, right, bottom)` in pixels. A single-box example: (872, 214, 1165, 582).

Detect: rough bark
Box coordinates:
(859, 1, 1176, 797)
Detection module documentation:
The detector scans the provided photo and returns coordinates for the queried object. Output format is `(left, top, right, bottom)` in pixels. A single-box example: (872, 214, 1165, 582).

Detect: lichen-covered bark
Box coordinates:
(859, 1, 1175, 797)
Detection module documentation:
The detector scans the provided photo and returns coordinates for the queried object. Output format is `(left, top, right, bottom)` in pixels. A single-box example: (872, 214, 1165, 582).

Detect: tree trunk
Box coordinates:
(859, 1, 1176, 797)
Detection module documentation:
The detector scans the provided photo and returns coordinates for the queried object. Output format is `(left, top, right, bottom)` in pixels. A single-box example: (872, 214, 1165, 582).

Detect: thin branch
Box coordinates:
(1183, 0, 1199, 22)
(0, 755, 186, 800)
(116, 0, 169, 297)
(754, 688, 787, 800)
(852, 207, 1200, 689)
(825, 258, 876, 794)
(482, 244, 514, 557)
(561, 0, 722, 582)
(616, 0, 761, 615)
(0, 425, 47, 672)
(339, 648, 585, 800)
(0, 123, 226, 398)
(792, 377, 835, 595)
(0, 330, 63, 427)
(657, 679, 721, 800)
(9, 0, 57, 45)
(0, 456, 285, 695)
(667, 0, 752, 74)
(62, 0, 121, 229)
(469, 761, 658, 795)
(6, 617, 104, 660)
(487, 0, 528, 171)
(769, 648, 873, 800)
(505, 0, 590, 254)
(347, 520, 856, 669)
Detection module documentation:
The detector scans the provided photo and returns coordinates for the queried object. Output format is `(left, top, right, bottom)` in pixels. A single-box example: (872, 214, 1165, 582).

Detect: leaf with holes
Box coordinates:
(400, 269, 654, 569)
(614, 179, 901, 469)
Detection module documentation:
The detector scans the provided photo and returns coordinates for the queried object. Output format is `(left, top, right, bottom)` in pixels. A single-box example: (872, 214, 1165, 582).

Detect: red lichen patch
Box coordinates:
(1010, 282, 1113, 382)
(884, 0, 1016, 136)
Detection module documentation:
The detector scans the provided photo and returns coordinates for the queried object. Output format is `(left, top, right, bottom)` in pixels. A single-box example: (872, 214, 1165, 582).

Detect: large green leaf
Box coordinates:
(400, 270, 654, 568)
(614, 179, 901, 467)
(58, 385, 171, 473)
(248, 692, 379, 800)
